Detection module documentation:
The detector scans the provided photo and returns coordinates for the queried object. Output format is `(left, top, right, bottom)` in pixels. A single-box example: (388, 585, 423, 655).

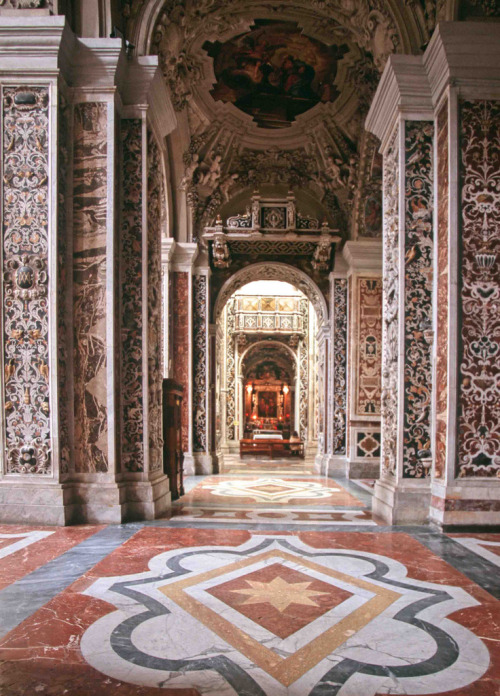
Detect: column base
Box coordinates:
(124, 475, 172, 521)
(325, 455, 348, 478)
(347, 459, 380, 479)
(430, 480, 500, 528)
(193, 452, 219, 474)
(0, 482, 75, 526)
(0, 476, 173, 525)
(182, 453, 195, 476)
(372, 477, 431, 525)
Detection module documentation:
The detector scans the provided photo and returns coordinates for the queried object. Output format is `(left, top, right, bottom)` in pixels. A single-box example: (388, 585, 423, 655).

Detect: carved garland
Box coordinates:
(332, 278, 348, 454)
(2, 87, 51, 475)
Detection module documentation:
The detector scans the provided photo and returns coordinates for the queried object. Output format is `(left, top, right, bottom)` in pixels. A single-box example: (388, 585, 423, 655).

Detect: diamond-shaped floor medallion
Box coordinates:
(158, 549, 401, 687)
(208, 562, 353, 639)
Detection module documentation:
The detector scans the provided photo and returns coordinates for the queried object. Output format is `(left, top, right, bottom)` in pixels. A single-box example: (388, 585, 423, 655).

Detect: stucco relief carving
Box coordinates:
(299, 299, 309, 440)
(380, 133, 398, 477)
(226, 299, 236, 441)
(457, 100, 500, 478)
(2, 86, 51, 475)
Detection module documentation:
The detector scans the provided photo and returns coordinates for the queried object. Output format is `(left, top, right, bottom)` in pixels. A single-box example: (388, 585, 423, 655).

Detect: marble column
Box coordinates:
(366, 56, 434, 524)
(423, 24, 500, 527)
(118, 59, 176, 519)
(326, 275, 349, 477)
(192, 261, 217, 474)
(0, 16, 70, 523)
(343, 241, 383, 479)
(170, 243, 198, 475)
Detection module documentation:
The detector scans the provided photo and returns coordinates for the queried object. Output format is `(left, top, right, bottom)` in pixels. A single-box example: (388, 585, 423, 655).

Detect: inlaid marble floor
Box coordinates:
(0, 460, 499, 695)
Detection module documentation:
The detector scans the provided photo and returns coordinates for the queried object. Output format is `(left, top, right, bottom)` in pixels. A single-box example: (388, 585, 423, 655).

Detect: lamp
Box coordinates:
(283, 384, 289, 395)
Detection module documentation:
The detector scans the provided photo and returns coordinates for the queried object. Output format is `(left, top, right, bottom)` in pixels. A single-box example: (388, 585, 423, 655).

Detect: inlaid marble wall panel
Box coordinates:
(381, 134, 399, 477)
(57, 92, 71, 476)
(120, 119, 144, 472)
(2, 86, 51, 475)
(457, 100, 500, 478)
(403, 121, 433, 478)
(435, 102, 449, 480)
(332, 278, 347, 455)
(172, 272, 189, 452)
(73, 102, 108, 473)
(299, 298, 308, 440)
(193, 275, 208, 452)
(355, 278, 382, 416)
(351, 428, 381, 459)
(147, 130, 164, 472)
(226, 299, 236, 442)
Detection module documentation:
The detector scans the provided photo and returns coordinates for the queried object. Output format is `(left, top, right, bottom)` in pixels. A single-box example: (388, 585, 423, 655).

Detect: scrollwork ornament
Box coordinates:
(2, 86, 51, 475)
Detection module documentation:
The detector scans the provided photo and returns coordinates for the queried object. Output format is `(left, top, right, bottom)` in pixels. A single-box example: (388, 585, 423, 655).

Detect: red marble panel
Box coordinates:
(172, 272, 189, 452)
(0, 525, 103, 591)
(435, 101, 449, 479)
(355, 277, 382, 416)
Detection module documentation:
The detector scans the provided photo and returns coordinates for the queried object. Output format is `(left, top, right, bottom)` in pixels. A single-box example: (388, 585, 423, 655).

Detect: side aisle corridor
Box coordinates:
(0, 457, 499, 695)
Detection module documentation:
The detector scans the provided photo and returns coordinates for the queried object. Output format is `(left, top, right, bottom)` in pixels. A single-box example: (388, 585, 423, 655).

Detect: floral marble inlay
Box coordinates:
(2, 86, 51, 475)
(172, 271, 189, 452)
(147, 130, 164, 472)
(355, 278, 382, 416)
(457, 100, 500, 477)
(120, 119, 144, 472)
(403, 121, 434, 478)
(73, 102, 108, 473)
(193, 274, 208, 452)
(381, 132, 399, 477)
(435, 102, 449, 479)
(332, 278, 347, 454)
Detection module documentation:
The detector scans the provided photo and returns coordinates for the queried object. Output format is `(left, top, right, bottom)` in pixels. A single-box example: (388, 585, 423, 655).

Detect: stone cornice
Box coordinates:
(365, 54, 433, 153)
(424, 22, 500, 105)
(170, 242, 199, 272)
(0, 15, 68, 76)
(343, 240, 383, 273)
(68, 37, 124, 90)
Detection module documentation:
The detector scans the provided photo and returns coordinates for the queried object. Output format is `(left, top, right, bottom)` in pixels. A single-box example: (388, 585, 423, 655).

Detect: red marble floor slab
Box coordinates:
(0, 528, 499, 696)
(0, 525, 104, 591)
(179, 476, 364, 507)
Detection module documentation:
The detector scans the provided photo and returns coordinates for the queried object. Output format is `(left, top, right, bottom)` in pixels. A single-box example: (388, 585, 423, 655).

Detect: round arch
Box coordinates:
(214, 263, 328, 326)
(239, 339, 298, 374)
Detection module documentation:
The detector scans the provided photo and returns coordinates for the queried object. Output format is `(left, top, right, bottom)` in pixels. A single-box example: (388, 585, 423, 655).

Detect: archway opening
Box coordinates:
(215, 278, 320, 461)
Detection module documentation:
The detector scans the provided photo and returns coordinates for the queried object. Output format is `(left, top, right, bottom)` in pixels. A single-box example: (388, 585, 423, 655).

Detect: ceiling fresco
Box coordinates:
(205, 21, 349, 129)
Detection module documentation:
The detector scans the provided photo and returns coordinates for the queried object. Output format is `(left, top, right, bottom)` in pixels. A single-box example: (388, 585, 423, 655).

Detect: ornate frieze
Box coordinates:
(193, 275, 207, 453)
(355, 278, 382, 416)
(380, 134, 399, 477)
(332, 278, 348, 454)
(435, 102, 449, 479)
(121, 119, 144, 473)
(457, 100, 500, 478)
(2, 86, 51, 475)
(73, 102, 108, 473)
(403, 121, 434, 478)
(147, 130, 164, 472)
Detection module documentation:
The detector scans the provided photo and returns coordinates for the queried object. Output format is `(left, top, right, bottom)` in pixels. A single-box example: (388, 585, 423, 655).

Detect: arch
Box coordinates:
(214, 263, 328, 326)
(239, 340, 298, 380)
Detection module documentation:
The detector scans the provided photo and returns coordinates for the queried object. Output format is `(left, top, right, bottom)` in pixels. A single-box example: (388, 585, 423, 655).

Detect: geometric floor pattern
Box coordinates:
(0, 460, 499, 696)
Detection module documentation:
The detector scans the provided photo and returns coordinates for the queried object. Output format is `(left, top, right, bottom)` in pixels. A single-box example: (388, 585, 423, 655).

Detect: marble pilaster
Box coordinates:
(366, 56, 434, 524)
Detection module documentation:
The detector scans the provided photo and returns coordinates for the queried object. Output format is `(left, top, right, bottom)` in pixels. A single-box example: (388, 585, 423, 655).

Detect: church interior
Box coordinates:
(0, 0, 499, 694)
